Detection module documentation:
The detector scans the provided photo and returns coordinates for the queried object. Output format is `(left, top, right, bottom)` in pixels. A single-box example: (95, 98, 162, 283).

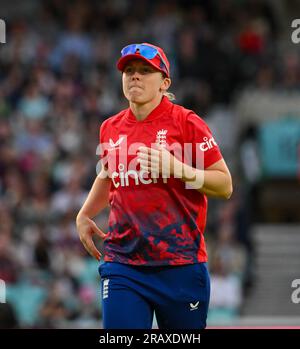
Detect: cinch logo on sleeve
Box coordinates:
(199, 137, 217, 151)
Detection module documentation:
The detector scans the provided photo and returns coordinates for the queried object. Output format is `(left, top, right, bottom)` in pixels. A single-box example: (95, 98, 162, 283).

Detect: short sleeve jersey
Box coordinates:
(99, 96, 223, 266)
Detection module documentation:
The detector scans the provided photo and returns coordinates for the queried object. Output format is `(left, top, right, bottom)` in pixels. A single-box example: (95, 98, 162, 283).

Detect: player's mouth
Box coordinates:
(129, 84, 143, 90)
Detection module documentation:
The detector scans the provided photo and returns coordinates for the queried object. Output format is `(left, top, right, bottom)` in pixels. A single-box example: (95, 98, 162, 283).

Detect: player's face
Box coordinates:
(122, 60, 170, 104)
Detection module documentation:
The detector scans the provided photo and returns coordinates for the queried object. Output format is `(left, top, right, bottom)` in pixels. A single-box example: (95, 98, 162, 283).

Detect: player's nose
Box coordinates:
(127, 66, 143, 77)
(131, 70, 141, 80)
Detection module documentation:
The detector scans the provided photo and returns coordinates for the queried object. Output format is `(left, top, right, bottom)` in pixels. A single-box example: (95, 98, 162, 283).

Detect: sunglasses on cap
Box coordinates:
(121, 44, 169, 76)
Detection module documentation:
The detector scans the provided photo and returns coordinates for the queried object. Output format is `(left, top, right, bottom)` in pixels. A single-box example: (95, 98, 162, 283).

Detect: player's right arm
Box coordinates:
(76, 167, 111, 261)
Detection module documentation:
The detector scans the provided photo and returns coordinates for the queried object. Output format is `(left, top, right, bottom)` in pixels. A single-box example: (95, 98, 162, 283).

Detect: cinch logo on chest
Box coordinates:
(111, 163, 168, 188)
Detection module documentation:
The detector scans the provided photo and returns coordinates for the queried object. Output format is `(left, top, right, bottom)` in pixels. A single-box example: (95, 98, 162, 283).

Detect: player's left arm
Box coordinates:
(137, 146, 232, 199)
(178, 157, 233, 199)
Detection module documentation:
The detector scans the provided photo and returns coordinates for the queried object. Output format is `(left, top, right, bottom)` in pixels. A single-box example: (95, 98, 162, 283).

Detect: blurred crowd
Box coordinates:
(0, 0, 299, 328)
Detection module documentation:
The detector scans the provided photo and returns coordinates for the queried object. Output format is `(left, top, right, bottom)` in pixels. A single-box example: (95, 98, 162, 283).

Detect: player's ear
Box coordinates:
(160, 76, 171, 92)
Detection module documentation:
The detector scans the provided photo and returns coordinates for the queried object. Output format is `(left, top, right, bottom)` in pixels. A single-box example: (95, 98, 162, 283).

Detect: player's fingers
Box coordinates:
(139, 162, 150, 171)
(92, 222, 106, 239)
(138, 158, 148, 165)
(138, 146, 160, 156)
(140, 159, 159, 171)
(138, 159, 155, 169)
(137, 152, 150, 163)
(150, 148, 161, 157)
(150, 153, 160, 163)
(138, 149, 161, 171)
(137, 155, 159, 166)
(138, 146, 150, 154)
(137, 151, 150, 160)
(82, 238, 101, 261)
(140, 164, 160, 176)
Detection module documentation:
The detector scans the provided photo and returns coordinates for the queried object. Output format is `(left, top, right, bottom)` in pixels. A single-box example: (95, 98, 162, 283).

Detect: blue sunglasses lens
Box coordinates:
(120, 44, 169, 76)
(138, 46, 158, 59)
(121, 45, 136, 56)
(121, 44, 158, 59)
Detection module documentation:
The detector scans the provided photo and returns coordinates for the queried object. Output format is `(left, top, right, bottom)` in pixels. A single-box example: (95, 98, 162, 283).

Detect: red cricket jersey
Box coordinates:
(99, 96, 223, 266)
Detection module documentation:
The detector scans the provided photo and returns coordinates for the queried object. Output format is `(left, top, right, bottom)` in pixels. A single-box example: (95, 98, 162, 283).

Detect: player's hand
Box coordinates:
(76, 214, 106, 261)
(137, 144, 178, 177)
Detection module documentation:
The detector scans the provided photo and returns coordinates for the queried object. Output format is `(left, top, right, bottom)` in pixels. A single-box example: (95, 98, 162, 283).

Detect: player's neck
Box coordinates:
(129, 95, 163, 121)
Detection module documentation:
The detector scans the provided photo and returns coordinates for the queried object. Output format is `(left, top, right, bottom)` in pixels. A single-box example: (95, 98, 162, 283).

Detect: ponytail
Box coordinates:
(163, 91, 176, 101)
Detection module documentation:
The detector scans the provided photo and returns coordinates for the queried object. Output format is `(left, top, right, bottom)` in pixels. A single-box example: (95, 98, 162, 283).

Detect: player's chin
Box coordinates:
(127, 93, 146, 103)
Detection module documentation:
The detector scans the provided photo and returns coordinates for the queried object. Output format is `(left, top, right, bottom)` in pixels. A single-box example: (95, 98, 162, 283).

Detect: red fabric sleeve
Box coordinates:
(184, 112, 223, 169)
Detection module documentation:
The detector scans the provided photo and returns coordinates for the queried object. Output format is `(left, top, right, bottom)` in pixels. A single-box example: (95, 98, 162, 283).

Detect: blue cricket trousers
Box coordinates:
(98, 261, 210, 329)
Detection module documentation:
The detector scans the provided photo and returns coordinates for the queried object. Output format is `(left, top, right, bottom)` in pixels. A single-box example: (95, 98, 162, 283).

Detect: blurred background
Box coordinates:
(0, 0, 299, 329)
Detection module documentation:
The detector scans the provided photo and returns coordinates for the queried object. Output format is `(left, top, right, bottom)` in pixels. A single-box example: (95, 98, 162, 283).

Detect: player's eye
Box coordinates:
(124, 66, 133, 74)
(141, 67, 152, 74)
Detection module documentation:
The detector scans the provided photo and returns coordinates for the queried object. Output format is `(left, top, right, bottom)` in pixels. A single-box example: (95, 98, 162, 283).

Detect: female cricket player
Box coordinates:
(76, 43, 233, 329)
